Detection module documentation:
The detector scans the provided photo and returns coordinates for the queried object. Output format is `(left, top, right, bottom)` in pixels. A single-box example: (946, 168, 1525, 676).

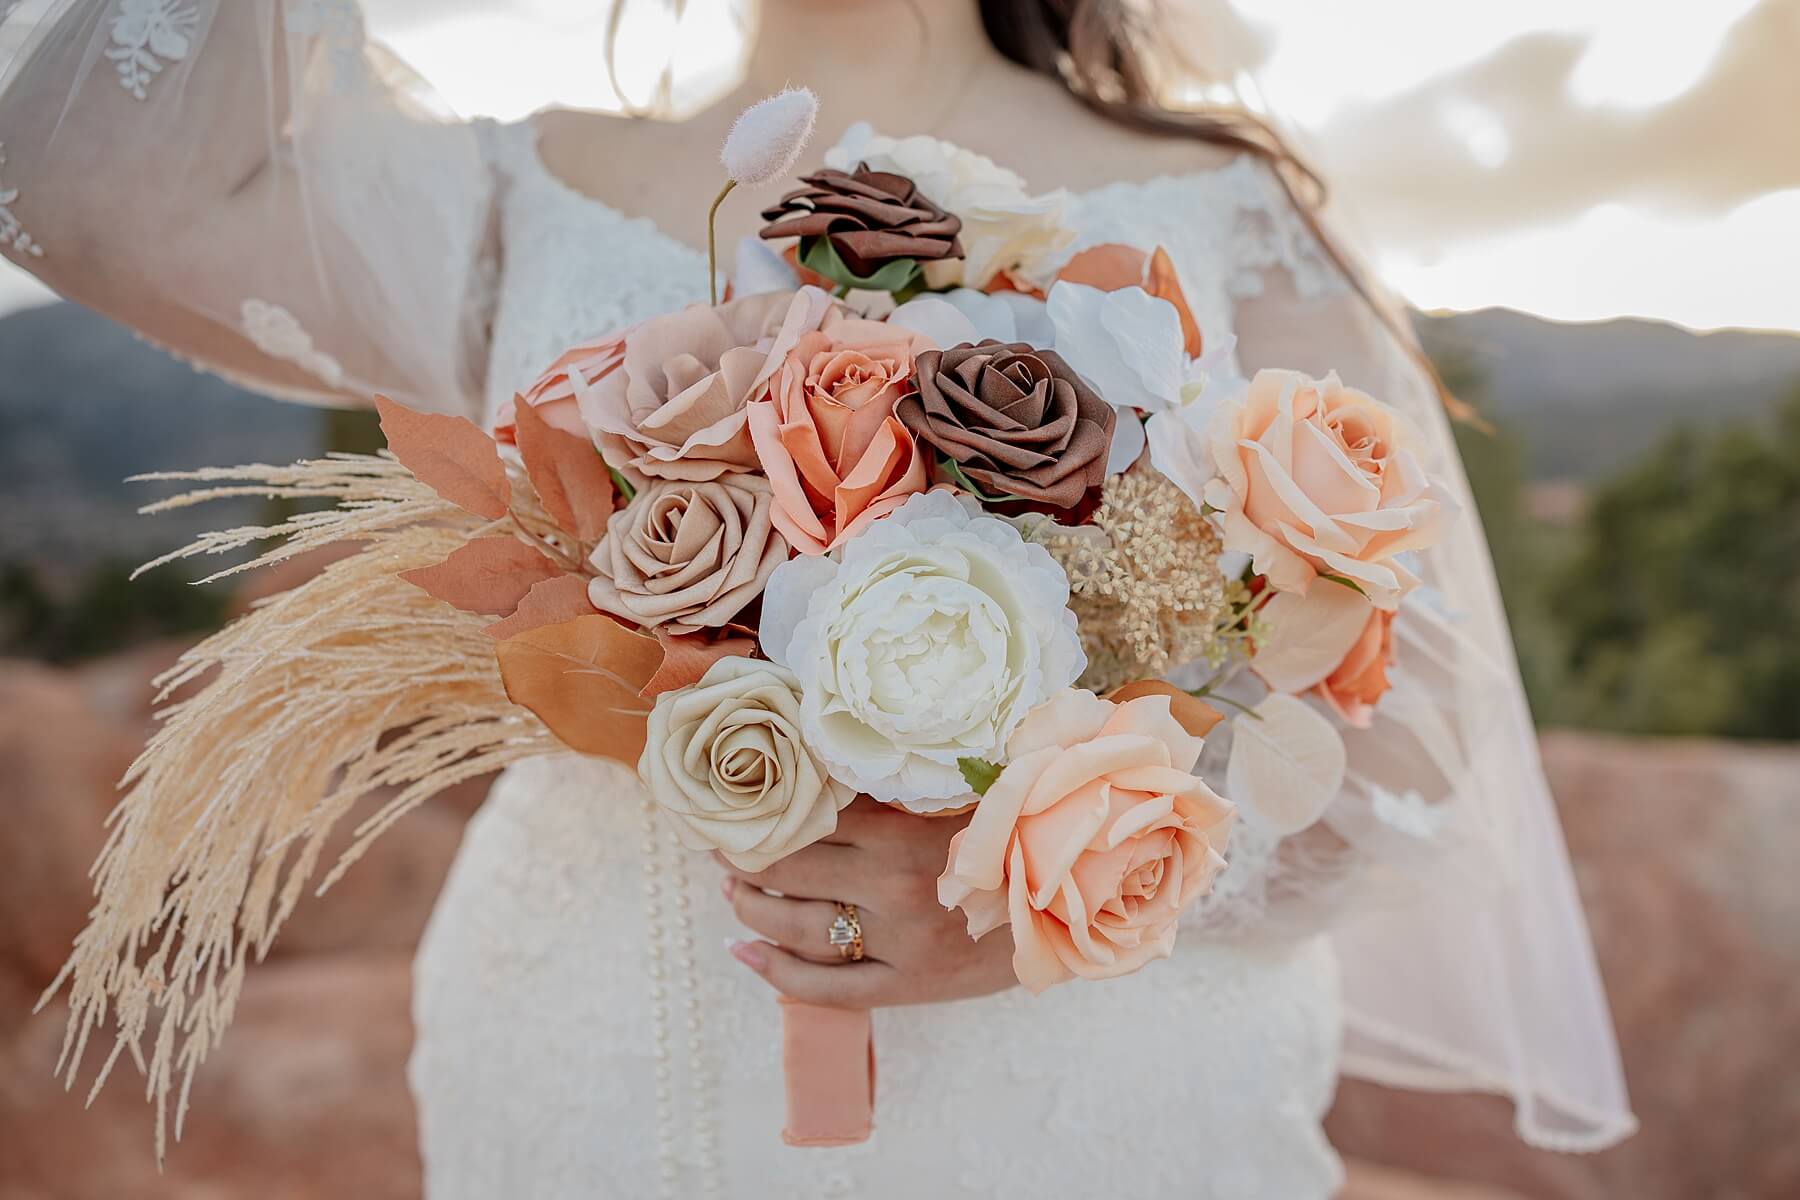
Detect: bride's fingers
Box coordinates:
(726, 940, 901, 1009)
(712, 843, 866, 903)
(724, 879, 869, 965)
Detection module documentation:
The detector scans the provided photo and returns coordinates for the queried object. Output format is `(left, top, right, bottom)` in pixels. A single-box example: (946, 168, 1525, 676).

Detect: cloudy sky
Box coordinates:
(4, 0, 1794, 332)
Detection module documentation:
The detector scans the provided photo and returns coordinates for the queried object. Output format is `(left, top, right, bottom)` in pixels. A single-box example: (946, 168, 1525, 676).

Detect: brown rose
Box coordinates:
(587, 474, 788, 635)
(759, 164, 964, 277)
(897, 340, 1116, 509)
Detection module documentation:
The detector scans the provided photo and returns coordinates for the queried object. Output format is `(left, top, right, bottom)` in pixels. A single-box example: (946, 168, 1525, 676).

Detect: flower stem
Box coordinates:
(707, 178, 737, 305)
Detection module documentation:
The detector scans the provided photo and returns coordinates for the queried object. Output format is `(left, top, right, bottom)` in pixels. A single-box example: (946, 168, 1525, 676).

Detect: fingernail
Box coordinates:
(720, 874, 736, 901)
(727, 939, 766, 970)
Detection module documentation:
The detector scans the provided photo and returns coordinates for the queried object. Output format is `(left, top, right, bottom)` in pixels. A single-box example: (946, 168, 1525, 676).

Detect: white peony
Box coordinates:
(826, 123, 1074, 289)
(760, 489, 1086, 811)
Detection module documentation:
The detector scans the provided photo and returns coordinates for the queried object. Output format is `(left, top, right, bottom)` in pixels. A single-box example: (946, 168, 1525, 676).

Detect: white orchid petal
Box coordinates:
(888, 296, 982, 350)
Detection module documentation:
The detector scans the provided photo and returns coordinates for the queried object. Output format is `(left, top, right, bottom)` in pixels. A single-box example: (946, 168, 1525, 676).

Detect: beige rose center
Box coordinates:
(1324, 408, 1390, 479)
(641, 490, 725, 569)
(708, 719, 783, 807)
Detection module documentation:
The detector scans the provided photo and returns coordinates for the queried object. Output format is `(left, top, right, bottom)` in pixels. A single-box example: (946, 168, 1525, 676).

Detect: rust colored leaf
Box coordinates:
(1147, 246, 1204, 358)
(1108, 680, 1224, 738)
(495, 614, 664, 765)
(484, 574, 598, 639)
(643, 631, 758, 698)
(1055, 242, 1149, 291)
(399, 536, 562, 615)
(512, 394, 615, 542)
(376, 394, 511, 520)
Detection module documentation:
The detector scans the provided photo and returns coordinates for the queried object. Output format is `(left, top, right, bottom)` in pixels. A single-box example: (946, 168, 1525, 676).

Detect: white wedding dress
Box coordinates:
(0, 4, 1634, 1197)
(408, 122, 1350, 1200)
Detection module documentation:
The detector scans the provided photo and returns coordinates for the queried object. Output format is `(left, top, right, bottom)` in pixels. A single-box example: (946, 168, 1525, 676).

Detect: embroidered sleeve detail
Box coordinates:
(106, 0, 199, 101)
(0, 143, 44, 258)
(241, 298, 345, 387)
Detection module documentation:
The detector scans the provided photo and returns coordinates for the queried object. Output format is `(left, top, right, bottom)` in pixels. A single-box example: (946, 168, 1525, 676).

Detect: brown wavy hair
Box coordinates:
(977, 0, 1476, 423)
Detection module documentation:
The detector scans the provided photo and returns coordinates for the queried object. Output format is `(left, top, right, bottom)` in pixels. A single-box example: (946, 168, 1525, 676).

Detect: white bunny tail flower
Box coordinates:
(721, 87, 818, 185)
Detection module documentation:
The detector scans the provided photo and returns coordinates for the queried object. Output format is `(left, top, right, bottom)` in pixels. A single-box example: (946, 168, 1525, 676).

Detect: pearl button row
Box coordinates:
(638, 795, 721, 1198)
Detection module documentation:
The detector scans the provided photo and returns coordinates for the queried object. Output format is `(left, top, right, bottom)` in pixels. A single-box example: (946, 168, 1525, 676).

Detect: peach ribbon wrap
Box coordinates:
(778, 998, 876, 1147)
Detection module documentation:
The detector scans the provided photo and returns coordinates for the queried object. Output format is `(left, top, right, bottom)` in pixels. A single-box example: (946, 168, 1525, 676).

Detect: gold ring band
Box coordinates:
(827, 902, 865, 962)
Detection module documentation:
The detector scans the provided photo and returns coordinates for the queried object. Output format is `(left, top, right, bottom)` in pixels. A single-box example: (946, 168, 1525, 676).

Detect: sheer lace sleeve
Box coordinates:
(0, 0, 494, 418)
(1227, 192, 1637, 1153)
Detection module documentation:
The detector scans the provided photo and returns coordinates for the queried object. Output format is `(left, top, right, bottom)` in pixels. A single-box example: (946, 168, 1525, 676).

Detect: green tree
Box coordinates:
(1553, 388, 1800, 738)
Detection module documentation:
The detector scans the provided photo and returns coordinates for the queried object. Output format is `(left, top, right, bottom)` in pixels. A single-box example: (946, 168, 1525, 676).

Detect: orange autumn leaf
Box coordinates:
(400, 536, 562, 615)
(484, 574, 598, 639)
(1055, 244, 1204, 357)
(495, 614, 665, 765)
(644, 631, 759, 698)
(376, 395, 512, 520)
(512, 393, 615, 542)
(1107, 679, 1225, 738)
(1147, 246, 1204, 357)
(1056, 243, 1149, 291)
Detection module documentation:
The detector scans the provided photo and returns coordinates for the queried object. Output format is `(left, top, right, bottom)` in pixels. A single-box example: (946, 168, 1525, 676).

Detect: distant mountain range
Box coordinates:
(4, 301, 1799, 570)
(1417, 308, 1800, 480)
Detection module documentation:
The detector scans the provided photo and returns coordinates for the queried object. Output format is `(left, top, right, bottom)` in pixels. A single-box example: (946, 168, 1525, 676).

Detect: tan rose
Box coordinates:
(581, 288, 833, 485)
(641, 657, 855, 871)
(1203, 369, 1447, 609)
(587, 474, 788, 635)
(938, 689, 1233, 994)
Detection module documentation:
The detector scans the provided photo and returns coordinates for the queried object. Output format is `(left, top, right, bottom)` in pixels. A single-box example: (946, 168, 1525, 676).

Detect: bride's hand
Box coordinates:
(716, 796, 1018, 1008)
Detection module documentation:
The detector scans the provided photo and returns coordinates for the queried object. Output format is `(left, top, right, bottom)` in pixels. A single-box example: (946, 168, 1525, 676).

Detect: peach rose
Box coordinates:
(493, 332, 630, 445)
(745, 313, 930, 555)
(938, 689, 1233, 994)
(1203, 369, 1446, 610)
(1312, 606, 1395, 728)
(579, 288, 834, 485)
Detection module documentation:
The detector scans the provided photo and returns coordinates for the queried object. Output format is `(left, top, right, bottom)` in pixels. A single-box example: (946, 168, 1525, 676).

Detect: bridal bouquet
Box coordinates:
(53, 91, 1453, 1153)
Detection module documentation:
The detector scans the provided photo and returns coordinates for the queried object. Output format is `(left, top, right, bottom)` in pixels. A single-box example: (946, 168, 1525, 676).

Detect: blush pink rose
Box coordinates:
(493, 332, 629, 445)
(1312, 605, 1396, 729)
(1203, 369, 1446, 610)
(745, 314, 931, 555)
(579, 288, 835, 485)
(938, 689, 1233, 994)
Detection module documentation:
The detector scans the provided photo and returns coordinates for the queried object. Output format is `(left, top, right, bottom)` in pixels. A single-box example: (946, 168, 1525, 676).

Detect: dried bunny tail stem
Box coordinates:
(38, 507, 556, 1164)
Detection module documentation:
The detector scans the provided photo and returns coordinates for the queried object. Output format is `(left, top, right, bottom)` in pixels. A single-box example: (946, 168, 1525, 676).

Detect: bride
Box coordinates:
(0, 1, 1634, 1195)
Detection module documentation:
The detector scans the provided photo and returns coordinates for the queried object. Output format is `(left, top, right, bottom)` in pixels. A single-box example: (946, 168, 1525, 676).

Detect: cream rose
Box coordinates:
(825, 123, 1073, 289)
(759, 489, 1086, 811)
(580, 288, 833, 485)
(640, 657, 854, 872)
(1203, 369, 1447, 610)
(938, 689, 1234, 994)
(587, 474, 788, 635)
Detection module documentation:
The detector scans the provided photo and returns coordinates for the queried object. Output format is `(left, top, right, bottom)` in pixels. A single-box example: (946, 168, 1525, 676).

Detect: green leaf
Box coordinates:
(800, 237, 922, 294)
(937, 457, 1019, 505)
(1318, 572, 1368, 597)
(957, 756, 1004, 796)
(606, 465, 636, 503)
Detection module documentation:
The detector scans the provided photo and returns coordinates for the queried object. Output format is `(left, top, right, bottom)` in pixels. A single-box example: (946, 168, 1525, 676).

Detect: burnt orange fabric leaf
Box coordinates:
(512, 394, 615, 542)
(1147, 246, 1204, 357)
(484, 574, 598, 639)
(981, 268, 1046, 300)
(644, 631, 759, 698)
(495, 614, 665, 765)
(376, 394, 511, 520)
(400, 536, 562, 615)
(1108, 680, 1225, 738)
(1055, 243, 1149, 291)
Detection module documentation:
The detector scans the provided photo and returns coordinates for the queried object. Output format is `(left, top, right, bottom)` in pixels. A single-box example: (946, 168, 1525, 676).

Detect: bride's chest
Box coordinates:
(480, 122, 1333, 422)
